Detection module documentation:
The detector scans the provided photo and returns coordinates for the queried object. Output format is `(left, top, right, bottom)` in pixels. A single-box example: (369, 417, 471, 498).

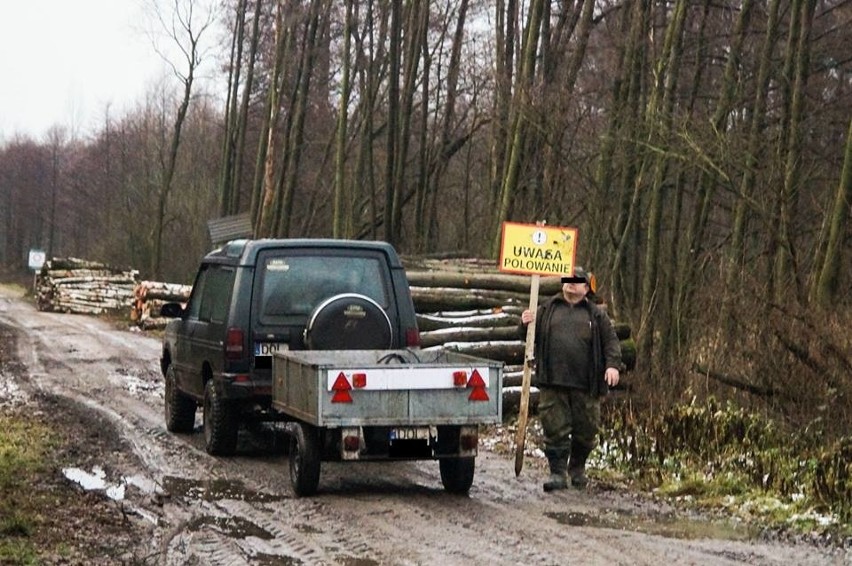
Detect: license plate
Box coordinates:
(254, 342, 288, 356)
(389, 427, 430, 441)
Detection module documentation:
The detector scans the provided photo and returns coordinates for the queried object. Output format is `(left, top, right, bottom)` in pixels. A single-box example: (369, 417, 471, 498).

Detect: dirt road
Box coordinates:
(0, 286, 847, 565)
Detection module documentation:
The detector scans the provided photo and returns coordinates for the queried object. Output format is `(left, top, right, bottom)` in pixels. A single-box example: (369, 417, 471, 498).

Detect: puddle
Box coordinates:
(545, 509, 758, 541)
(63, 466, 160, 501)
(62, 466, 162, 525)
(162, 476, 285, 503)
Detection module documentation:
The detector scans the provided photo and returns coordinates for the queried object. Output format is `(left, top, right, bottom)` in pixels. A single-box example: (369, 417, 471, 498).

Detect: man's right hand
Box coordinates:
(521, 310, 535, 324)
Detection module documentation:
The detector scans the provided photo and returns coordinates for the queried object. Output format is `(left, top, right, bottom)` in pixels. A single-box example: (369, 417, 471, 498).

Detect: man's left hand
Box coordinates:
(605, 367, 620, 387)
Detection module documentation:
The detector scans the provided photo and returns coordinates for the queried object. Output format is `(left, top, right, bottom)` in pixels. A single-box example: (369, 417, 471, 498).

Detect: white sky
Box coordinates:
(0, 0, 186, 141)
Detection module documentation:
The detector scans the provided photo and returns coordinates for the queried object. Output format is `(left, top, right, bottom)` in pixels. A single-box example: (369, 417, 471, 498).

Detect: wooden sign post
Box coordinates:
(514, 272, 539, 476)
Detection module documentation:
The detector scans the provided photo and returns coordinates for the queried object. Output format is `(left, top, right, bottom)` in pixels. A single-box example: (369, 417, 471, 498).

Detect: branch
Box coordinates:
(691, 363, 778, 398)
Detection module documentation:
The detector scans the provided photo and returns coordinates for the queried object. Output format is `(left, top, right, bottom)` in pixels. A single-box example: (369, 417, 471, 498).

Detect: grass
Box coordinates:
(599, 396, 852, 541)
(0, 413, 58, 563)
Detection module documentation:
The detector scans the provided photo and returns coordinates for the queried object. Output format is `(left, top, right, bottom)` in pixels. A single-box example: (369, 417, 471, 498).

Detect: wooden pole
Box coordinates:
(514, 273, 540, 476)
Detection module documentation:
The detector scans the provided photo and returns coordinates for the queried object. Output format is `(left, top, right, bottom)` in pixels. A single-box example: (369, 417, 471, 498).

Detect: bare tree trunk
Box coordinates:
(254, 4, 289, 238)
(813, 118, 852, 306)
(637, 0, 688, 371)
(720, 0, 782, 337)
(492, 0, 545, 256)
(773, 0, 817, 303)
(228, 0, 264, 215)
(150, 0, 212, 279)
(333, 0, 354, 238)
(277, 0, 329, 237)
(420, 0, 469, 250)
(218, 0, 246, 217)
(383, 0, 402, 243)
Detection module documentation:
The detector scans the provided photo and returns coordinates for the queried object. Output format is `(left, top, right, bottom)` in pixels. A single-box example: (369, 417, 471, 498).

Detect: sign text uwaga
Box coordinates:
(499, 222, 578, 277)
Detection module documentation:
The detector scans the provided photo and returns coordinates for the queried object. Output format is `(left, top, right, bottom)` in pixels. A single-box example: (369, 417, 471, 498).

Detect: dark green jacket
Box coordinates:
(518, 294, 622, 397)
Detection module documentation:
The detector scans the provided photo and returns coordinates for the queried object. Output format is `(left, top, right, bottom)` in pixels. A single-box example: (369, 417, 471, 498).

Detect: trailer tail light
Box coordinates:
(225, 327, 245, 360)
(341, 427, 362, 459)
(453, 371, 468, 387)
(343, 434, 361, 452)
(460, 430, 479, 451)
(352, 373, 367, 388)
(405, 327, 421, 347)
(331, 372, 353, 403)
(467, 369, 489, 401)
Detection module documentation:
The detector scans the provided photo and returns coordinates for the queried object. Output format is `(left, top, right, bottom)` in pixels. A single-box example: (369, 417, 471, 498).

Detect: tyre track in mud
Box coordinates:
(0, 289, 848, 565)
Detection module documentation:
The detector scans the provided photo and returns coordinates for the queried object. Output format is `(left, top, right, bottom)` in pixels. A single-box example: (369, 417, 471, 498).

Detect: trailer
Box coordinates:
(272, 348, 503, 496)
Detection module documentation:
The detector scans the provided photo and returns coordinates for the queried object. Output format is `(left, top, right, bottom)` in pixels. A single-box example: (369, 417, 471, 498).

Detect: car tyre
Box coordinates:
(203, 380, 238, 456)
(164, 365, 196, 433)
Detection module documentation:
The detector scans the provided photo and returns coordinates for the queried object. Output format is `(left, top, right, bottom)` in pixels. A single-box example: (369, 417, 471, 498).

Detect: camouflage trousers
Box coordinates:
(537, 386, 600, 454)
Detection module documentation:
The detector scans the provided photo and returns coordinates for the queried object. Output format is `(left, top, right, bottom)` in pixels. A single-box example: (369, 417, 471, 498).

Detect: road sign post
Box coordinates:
(28, 249, 46, 293)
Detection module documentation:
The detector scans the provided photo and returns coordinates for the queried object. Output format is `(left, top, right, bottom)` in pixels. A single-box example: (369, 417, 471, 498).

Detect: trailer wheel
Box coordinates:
(439, 457, 475, 495)
(304, 293, 392, 350)
(289, 423, 321, 496)
(203, 380, 238, 456)
(164, 365, 196, 433)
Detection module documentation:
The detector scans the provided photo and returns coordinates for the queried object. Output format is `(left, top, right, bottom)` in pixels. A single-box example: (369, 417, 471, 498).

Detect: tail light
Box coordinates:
(225, 327, 245, 360)
(405, 327, 421, 347)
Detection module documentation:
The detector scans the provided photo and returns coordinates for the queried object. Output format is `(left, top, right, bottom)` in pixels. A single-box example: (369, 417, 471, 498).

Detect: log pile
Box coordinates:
(36, 258, 139, 315)
(131, 281, 193, 330)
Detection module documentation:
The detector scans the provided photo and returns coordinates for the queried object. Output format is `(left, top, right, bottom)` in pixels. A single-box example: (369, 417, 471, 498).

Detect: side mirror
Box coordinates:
(160, 302, 185, 318)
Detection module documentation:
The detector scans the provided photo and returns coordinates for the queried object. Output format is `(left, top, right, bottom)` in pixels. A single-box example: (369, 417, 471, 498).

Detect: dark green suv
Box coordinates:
(159, 239, 421, 455)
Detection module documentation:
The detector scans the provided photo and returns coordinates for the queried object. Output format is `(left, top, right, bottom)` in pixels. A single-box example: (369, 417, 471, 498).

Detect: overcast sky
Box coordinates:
(0, 0, 220, 142)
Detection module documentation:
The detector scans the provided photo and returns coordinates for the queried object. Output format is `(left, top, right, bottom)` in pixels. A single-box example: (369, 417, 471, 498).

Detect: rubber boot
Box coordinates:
(543, 448, 568, 492)
(568, 442, 591, 489)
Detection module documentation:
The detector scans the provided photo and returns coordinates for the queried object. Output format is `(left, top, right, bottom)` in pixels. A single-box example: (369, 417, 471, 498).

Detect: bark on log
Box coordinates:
(416, 311, 520, 331)
(503, 388, 540, 416)
(428, 341, 526, 365)
(411, 287, 533, 312)
(420, 326, 520, 348)
(406, 270, 563, 295)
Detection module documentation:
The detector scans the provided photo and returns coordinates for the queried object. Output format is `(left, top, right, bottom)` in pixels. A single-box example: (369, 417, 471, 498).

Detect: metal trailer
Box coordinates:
(271, 348, 503, 496)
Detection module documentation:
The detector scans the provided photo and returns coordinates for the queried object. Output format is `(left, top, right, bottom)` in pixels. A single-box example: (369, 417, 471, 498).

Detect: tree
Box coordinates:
(146, 0, 216, 279)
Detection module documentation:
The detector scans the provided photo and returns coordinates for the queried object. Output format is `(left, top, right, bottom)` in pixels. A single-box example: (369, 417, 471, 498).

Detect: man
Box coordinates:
(519, 267, 622, 491)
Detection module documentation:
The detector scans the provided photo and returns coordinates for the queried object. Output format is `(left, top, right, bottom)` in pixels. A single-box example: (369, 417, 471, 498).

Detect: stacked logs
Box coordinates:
(404, 258, 636, 414)
(36, 257, 139, 315)
(131, 281, 192, 329)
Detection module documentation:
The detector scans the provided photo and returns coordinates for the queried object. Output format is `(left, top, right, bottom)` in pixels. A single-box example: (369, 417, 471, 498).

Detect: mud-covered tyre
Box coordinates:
(439, 457, 475, 495)
(203, 380, 238, 456)
(289, 422, 321, 497)
(164, 365, 196, 433)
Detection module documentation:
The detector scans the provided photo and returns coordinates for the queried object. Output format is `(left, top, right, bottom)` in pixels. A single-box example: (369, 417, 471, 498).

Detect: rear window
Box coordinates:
(257, 254, 389, 323)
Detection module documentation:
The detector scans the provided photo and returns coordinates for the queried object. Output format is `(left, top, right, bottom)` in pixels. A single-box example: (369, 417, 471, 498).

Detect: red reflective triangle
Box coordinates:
(467, 369, 489, 401)
(332, 372, 352, 391)
(468, 387, 489, 402)
(332, 390, 353, 403)
(466, 369, 486, 388)
(331, 372, 353, 402)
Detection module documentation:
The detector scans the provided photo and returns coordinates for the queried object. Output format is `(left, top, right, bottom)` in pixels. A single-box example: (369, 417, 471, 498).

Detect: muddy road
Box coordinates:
(0, 286, 846, 565)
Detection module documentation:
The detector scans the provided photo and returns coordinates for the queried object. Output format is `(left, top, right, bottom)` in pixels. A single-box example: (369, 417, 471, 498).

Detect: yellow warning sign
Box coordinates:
(499, 222, 578, 276)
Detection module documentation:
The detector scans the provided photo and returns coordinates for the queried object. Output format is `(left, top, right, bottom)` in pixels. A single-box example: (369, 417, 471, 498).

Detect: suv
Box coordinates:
(159, 239, 421, 455)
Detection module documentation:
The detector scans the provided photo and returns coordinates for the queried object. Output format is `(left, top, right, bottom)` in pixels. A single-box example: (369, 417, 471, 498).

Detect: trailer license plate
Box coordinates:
(389, 427, 430, 441)
(254, 342, 288, 356)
